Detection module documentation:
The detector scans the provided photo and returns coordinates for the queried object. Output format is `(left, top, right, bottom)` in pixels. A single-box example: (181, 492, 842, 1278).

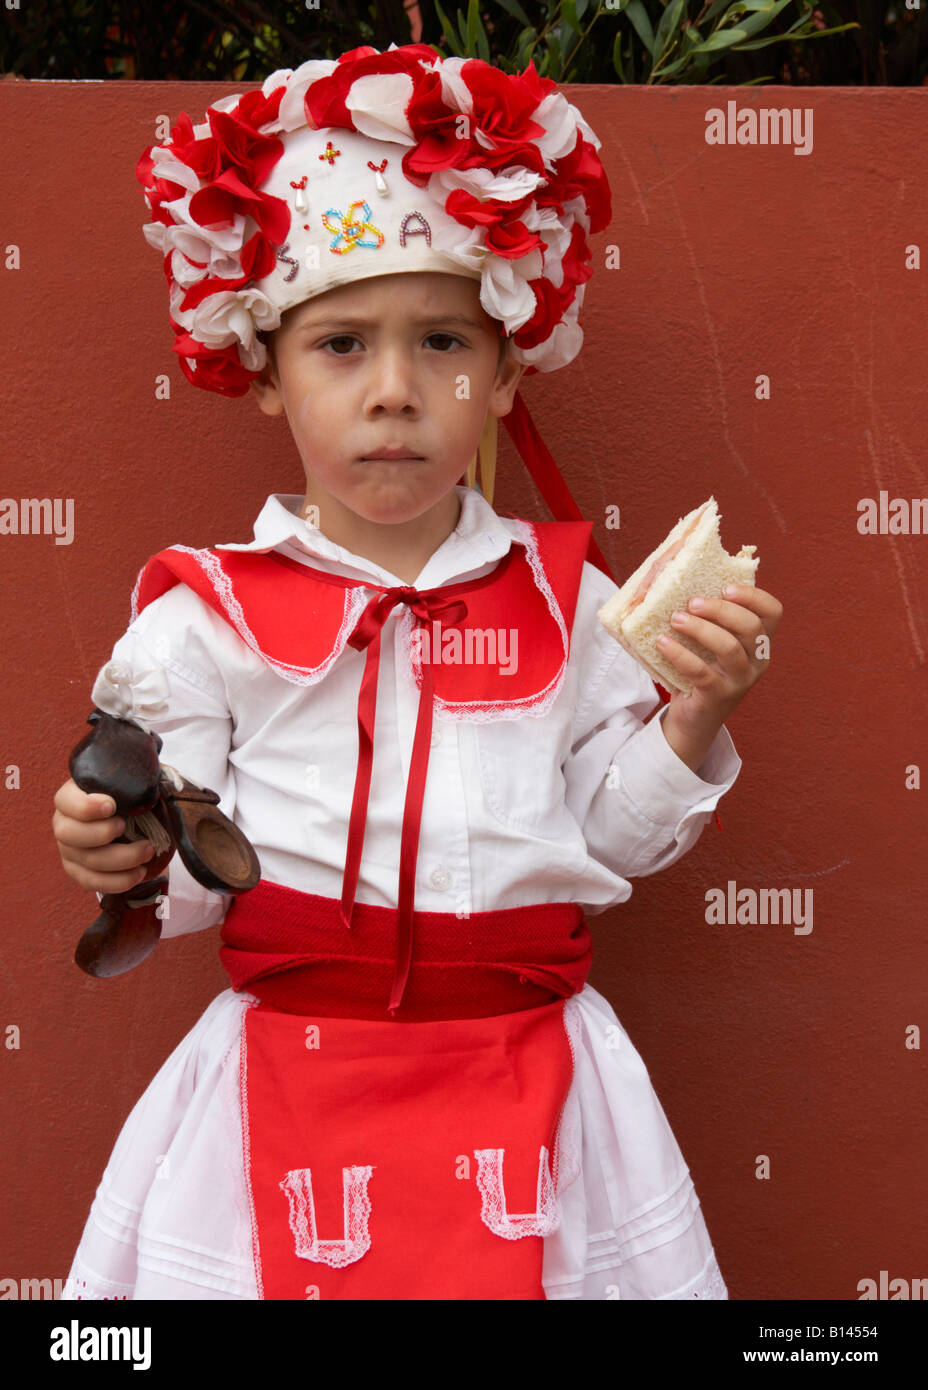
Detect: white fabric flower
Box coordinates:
(438, 57, 474, 115)
(211, 94, 242, 116)
(427, 216, 486, 271)
(141, 220, 167, 253)
(512, 297, 584, 373)
(261, 67, 293, 98)
(346, 73, 416, 145)
(175, 287, 279, 351)
(478, 250, 543, 334)
(257, 70, 297, 133)
(154, 194, 251, 286)
(575, 112, 602, 151)
(149, 149, 201, 195)
(562, 194, 591, 235)
(146, 221, 246, 291)
(525, 209, 573, 290)
(532, 92, 582, 164)
(277, 59, 339, 132)
(92, 659, 171, 731)
(163, 191, 246, 256)
(237, 333, 271, 372)
(434, 162, 545, 204)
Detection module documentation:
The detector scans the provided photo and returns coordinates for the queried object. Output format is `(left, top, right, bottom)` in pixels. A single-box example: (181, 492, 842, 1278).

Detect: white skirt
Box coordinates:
(61, 984, 728, 1301)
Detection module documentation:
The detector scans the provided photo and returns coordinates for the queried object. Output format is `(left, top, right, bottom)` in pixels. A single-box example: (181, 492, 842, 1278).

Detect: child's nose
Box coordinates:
(365, 348, 421, 409)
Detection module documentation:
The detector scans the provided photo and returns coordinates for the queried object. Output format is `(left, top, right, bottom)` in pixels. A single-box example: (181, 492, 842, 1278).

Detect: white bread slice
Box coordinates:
(596, 496, 759, 694)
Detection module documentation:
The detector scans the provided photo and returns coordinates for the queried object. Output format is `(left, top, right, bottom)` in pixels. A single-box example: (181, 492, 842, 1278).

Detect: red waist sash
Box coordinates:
(221, 881, 593, 1299)
(219, 878, 592, 1021)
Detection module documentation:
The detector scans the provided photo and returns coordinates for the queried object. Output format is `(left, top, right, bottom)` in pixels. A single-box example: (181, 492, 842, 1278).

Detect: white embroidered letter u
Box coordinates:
(473, 1147, 560, 1239)
(279, 1165, 375, 1268)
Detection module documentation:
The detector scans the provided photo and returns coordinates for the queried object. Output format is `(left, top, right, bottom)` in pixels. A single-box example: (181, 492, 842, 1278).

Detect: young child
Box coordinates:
(54, 43, 782, 1300)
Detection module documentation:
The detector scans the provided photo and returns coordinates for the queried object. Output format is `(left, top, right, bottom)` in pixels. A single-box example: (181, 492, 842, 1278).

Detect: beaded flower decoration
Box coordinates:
(136, 42, 611, 399)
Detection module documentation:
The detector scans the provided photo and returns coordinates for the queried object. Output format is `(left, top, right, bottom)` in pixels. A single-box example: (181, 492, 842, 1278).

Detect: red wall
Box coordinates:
(1, 80, 925, 1301)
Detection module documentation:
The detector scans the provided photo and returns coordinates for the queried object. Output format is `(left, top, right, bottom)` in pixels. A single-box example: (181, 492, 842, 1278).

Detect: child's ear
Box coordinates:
(249, 362, 285, 417)
(490, 349, 527, 417)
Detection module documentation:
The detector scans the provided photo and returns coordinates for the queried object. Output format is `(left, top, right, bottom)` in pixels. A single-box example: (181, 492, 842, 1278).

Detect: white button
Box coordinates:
(104, 660, 133, 682)
(429, 866, 452, 891)
(430, 726, 442, 747)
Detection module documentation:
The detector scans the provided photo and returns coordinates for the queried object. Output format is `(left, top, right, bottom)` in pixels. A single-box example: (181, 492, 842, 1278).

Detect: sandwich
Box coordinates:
(596, 496, 759, 695)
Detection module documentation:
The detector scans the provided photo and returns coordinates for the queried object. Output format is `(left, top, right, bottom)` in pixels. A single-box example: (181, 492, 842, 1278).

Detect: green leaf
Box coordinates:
(653, 24, 709, 82)
(547, 27, 563, 73)
(466, 0, 479, 53)
(700, 0, 740, 24)
(516, 25, 537, 68)
(433, 0, 465, 56)
(491, 0, 533, 27)
(686, 26, 750, 54)
(456, 6, 469, 49)
(735, 22, 859, 50)
(732, 0, 793, 39)
(612, 28, 627, 82)
(562, 0, 581, 36)
(624, 0, 655, 57)
(654, 0, 687, 58)
(477, 19, 491, 62)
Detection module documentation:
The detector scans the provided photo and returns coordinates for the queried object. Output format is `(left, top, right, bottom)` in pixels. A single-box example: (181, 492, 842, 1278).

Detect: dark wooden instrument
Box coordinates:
(69, 709, 260, 977)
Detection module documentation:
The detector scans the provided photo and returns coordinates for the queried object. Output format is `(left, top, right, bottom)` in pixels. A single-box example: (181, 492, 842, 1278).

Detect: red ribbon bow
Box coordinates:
(343, 583, 468, 1012)
(268, 549, 516, 1014)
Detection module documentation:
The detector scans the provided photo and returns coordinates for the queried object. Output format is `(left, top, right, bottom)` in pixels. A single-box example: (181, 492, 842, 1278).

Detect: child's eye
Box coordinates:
(320, 333, 464, 356)
(424, 333, 463, 351)
(322, 335, 359, 355)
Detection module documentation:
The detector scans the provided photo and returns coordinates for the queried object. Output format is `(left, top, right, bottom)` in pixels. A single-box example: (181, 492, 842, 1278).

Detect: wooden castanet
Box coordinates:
(69, 708, 261, 977)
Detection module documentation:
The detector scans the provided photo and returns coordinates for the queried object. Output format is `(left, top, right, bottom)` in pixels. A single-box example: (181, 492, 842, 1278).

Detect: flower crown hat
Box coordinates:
(137, 41, 614, 575)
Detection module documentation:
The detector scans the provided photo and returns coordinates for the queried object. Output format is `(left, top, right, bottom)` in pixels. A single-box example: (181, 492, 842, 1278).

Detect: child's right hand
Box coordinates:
(52, 779, 155, 896)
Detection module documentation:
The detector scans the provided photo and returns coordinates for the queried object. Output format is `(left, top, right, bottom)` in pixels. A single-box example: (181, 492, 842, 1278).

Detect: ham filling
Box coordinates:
(623, 503, 710, 617)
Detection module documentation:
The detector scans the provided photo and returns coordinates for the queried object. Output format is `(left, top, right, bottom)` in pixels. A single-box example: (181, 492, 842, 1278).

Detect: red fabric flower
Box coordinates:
(558, 222, 593, 293)
(208, 107, 284, 190)
(136, 144, 193, 216)
(305, 43, 438, 131)
(443, 188, 542, 260)
(163, 113, 222, 186)
(171, 324, 254, 398)
(189, 171, 289, 245)
(159, 247, 179, 286)
(231, 85, 285, 134)
(553, 132, 612, 234)
(512, 276, 574, 352)
(459, 59, 549, 167)
(403, 71, 475, 184)
(443, 187, 507, 229)
(485, 216, 544, 261)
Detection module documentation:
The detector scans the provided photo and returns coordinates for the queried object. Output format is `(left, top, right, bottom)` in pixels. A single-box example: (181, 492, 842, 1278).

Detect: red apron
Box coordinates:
(221, 880, 593, 1300)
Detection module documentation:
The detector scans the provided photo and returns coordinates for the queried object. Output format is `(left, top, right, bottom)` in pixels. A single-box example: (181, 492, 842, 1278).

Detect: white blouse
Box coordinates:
(89, 485, 742, 939)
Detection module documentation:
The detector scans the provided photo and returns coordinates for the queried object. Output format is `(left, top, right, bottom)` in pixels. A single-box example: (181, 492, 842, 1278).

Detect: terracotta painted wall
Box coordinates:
(0, 80, 925, 1302)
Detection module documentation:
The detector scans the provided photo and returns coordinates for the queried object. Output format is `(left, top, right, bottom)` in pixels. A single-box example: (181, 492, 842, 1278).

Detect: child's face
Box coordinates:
(250, 272, 524, 529)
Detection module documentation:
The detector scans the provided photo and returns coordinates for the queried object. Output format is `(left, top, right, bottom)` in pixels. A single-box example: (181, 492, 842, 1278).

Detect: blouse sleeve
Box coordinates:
(88, 584, 238, 940)
(563, 563, 743, 881)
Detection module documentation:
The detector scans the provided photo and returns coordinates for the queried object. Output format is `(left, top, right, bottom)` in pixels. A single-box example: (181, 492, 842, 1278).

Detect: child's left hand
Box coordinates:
(657, 583, 784, 738)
